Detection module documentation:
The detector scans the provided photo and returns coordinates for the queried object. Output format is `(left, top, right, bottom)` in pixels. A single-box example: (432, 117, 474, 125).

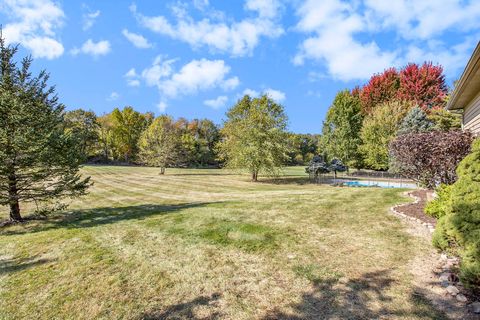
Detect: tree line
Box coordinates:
(64, 106, 319, 170)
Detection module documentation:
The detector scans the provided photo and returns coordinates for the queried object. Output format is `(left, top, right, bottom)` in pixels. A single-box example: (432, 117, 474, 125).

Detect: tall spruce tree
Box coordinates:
(0, 37, 91, 221)
(397, 106, 434, 135)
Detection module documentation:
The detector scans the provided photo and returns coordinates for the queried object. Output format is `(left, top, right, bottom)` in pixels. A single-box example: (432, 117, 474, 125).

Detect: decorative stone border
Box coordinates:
(390, 191, 480, 315)
(390, 191, 435, 233)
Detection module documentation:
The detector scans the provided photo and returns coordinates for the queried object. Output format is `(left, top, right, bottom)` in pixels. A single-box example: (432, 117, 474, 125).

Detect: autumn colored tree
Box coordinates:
(397, 62, 448, 111)
(358, 68, 400, 115)
(358, 62, 448, 115)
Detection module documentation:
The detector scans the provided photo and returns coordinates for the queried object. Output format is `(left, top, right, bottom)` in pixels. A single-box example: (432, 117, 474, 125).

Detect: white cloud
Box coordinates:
(193, 0, 209, 11)
(294, 0, 480, 81)
(71, 39, 111, 57)
(364, 0, 480, 40)
(241, 88, 285, 102)
(141, 56, 177, 86)
(137, 57, 239, 111)
(142, 58, 239, 99)
(107, 92, 119, 101)
(124, 68, 141, 87)
(204, 95, 228, 109)
(243, 88, 259, 97)
(159, 59, 239, 97)
(131, 1, 283, 56)
(294, 0, 397, 81)
(122, 29, 152, 49)
(265, 88, 286, 102)
(157, 101, 168, 112)
(244, 0, 282, 19)
(82, 5, 100, 31)
(1, 0, 65, 59)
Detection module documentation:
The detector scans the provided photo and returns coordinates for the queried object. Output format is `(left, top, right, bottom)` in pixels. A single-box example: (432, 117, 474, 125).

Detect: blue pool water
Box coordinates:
(342, 180, 416, 189)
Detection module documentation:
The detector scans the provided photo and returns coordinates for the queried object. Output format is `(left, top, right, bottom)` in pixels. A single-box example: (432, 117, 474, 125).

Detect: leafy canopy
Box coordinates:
(359, 100, 411, 170)
(138, 115, 179, 174)
(320, 90, 363, 168)
(217, 95, 290, 181)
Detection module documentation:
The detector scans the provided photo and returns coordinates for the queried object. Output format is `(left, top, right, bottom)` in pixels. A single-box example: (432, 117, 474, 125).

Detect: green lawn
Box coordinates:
(0, 166, 446, 319)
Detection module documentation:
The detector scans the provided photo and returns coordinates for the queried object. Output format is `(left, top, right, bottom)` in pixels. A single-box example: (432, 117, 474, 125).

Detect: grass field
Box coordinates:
(0, 166, 447, 319)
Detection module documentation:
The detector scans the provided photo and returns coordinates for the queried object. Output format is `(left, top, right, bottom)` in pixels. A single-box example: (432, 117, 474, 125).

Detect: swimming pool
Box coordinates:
(342, 180, 417, 189)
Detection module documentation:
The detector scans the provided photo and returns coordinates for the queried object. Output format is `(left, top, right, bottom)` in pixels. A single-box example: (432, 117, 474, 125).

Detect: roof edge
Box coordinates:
(447, 41, 480, 110)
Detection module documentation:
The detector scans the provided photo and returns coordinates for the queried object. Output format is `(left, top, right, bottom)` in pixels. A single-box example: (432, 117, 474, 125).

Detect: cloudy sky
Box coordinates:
(1, 0, 479, 132)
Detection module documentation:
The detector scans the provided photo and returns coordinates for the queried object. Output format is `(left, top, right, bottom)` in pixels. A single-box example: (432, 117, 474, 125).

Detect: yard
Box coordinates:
(0, 166, 447, 319)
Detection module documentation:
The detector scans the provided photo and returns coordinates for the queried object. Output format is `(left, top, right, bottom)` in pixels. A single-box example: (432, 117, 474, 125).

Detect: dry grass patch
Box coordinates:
(0, 166, 448, 319)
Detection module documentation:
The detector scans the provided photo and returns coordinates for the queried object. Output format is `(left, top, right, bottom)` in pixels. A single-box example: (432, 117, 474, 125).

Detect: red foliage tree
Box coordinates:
(358, 62, 448, 115)
(397, 62, 448, 112)
(389, 130, 473, 189)
(358, 68, 400, 115)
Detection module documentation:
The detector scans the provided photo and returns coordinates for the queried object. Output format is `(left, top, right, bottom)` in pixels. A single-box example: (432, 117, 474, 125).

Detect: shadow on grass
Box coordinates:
(1, 202, 217, 236)
(263, 270, 449, 320)
(0, 255, 53, 275)
(141, 293, 222, 320)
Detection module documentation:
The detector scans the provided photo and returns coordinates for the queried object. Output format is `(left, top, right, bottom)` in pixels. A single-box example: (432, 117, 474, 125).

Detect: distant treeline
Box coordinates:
(64, 106, 319, 167)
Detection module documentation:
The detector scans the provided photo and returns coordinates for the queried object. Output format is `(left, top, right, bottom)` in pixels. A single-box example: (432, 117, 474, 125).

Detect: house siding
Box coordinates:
(464, 92, 480, 135)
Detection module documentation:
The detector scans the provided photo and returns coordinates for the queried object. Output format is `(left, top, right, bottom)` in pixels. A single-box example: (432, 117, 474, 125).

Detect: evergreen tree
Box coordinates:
(397, 106, 434, 135)
(217, 95, 290, 181)
(0, 38, 91, 221)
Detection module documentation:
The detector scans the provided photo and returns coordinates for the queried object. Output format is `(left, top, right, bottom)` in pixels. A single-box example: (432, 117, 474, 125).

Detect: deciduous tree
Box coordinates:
(359, 101, 411, 170)
(64, 109, 99, 159)
(138, 115, 179, 174)
(397, 62, 448, 111)
(217, 95, 290, 181)
(320, 90, 363, 168)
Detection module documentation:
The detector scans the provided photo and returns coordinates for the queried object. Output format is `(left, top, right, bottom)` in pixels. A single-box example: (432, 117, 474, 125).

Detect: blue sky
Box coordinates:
(1, 0, 479, 133)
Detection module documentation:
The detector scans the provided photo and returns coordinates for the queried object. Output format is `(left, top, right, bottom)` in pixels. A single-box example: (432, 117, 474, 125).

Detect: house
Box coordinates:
(447, 42, 480, 135)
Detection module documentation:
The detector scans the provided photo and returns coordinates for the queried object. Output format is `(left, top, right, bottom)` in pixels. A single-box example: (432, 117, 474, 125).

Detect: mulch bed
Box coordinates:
(396, 190, 437, 225)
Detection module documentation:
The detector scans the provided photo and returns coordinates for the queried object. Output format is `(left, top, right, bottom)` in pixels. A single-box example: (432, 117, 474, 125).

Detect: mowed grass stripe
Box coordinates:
(0, 166, 448, 320)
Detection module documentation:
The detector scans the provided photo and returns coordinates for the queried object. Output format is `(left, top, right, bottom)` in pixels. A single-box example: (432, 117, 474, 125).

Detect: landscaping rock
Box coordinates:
(439, 273, 450, 282)
(446, 285, 459, 296)
(456, 294, 467, 303)
(470, 301, 480, 314)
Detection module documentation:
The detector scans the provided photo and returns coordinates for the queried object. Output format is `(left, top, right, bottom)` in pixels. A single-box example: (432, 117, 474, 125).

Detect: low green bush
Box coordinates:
(427, 138, 480, 289)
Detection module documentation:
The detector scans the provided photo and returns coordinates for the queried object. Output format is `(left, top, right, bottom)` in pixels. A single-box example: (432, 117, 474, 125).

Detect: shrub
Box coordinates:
(389, 130, 473, 189)
(427, 138, 480, 289)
